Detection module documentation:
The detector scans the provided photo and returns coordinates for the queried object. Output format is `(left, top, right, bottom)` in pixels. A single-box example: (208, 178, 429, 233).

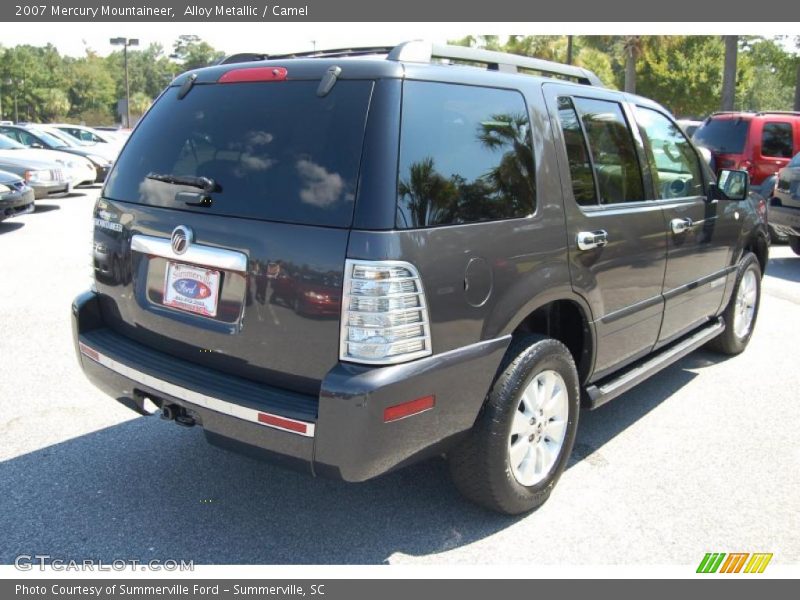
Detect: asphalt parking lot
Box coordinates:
(1, 188, 799, 566)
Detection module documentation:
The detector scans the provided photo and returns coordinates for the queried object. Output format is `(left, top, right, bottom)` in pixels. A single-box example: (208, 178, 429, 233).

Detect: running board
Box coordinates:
(584, 318, 725, 410)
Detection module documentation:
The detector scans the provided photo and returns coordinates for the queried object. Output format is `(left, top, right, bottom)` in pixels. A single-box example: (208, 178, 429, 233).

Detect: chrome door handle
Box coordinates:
(670, 218, 693, 234)
(577, 230, 608, 251)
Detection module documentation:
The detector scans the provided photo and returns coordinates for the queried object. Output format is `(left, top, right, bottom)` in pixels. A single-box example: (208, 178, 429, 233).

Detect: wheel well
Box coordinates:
(745, 232, 768, 276)
(512, 300, 593, 382)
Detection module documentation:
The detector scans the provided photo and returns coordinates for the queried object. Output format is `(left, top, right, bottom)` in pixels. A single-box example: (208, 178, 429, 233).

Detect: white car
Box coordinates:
(0, 133, 96, 187)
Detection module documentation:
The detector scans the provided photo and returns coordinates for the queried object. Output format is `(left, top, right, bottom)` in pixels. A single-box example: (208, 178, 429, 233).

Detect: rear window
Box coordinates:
(693, 118, 750, 154)
(104, 80, 373, 227)
(396, 81, 535, 228)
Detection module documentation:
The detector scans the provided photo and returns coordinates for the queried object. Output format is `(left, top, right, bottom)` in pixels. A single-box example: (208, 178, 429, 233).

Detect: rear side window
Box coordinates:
(396, 81, 535, 228)
(693, 118, 750, 154)
(761, 122, 794, 158)
(572, 97, 645, 204)
(104, 80, 373, 227)
(634, 106, 704, 199)
(555, 97, 597, 206)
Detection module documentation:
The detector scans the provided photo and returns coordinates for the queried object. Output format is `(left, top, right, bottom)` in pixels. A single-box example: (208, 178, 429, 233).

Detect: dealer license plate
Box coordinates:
(162, 262, 220, 317)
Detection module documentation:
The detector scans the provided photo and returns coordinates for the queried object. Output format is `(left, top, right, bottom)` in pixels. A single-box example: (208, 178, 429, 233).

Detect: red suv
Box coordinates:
(693, 111, 800, 196)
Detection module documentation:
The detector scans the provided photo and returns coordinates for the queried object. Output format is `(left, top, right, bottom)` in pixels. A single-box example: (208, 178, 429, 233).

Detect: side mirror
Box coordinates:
(29, 142, 44, 149)
(712, 169, 749, 201)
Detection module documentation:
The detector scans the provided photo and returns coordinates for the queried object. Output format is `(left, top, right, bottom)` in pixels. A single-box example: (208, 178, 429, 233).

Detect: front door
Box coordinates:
(631, 104, 735, 344)
(544, 85, 667, 380)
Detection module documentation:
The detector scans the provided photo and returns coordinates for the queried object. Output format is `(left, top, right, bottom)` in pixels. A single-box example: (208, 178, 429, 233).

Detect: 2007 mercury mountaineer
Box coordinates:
(73, 41, 769, 514)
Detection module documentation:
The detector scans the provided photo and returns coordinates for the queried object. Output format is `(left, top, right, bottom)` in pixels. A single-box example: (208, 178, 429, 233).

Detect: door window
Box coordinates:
(555, 97, 597, 206)
(761, 122, 794, 158)
(634, 106, 704, 199)
(571, 97, 645, 205)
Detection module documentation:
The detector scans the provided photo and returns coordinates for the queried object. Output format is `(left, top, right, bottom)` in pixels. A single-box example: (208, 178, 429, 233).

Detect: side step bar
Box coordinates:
(584, 318, 725, 410)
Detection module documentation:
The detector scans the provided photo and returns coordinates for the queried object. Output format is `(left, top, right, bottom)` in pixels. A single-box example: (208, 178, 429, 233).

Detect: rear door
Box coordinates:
(632, 105, 734, 344)
(544, 84, 667, 380)
(755, 120, 796, 186)
(95, 74, 376, 395)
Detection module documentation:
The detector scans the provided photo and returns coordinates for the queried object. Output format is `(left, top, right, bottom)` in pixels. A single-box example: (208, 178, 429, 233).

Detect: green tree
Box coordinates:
(34, 88, 70, 120)
(171, 35, 224, 71)
(737, 37, 796, 112)
(636, 36, 726, 117)
(128, 91, 152, 119)
(66, 52, 116, 116)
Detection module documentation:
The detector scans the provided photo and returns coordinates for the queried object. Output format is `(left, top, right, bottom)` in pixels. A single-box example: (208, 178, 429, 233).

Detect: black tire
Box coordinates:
(448, 334, 580, 515)
(768, 224, 788, 245)
(707, 252, 761, 355)
(789, 237, 800, 256)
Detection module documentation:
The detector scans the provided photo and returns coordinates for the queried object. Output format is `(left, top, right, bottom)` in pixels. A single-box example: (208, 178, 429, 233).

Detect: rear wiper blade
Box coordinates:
(146, 172, 220, 193)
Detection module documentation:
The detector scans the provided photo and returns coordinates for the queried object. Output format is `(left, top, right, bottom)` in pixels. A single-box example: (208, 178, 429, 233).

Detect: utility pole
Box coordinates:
(110, 37, 140, 127)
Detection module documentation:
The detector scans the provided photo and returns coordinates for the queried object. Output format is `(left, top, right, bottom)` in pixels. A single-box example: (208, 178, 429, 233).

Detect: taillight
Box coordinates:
(340, 259, 432, 365)
(757, 196, 767, 222)
(218, 67, 287, 83)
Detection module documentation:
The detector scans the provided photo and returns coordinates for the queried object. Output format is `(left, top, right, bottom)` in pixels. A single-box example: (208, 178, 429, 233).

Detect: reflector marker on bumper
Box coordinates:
(78, 342, 315, 437)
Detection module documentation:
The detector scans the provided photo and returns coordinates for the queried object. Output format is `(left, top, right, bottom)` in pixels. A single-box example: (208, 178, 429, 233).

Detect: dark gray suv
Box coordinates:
(73, 41, 769, 514)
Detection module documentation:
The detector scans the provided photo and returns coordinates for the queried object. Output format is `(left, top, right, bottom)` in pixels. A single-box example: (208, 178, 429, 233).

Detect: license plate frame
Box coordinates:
(162, 261, 221, 318)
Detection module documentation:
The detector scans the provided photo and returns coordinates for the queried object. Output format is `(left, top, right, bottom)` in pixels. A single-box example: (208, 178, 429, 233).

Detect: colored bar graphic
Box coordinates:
(697, 553, 726, 573)
(744, 553, 773, 574)
(719, 553, 749, 573)
(697, 552, 772, 574)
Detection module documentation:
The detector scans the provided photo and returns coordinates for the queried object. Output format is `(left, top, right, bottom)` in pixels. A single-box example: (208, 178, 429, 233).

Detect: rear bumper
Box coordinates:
(73, 290, 510, 481)
(769, 205, 800, 237)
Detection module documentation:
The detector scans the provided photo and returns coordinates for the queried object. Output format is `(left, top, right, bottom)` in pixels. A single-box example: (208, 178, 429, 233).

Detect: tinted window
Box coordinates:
(396, 81, 535, 228)
(0, 128, 23, 144)
(30, 129, 68, 148)
(556, 97, 597, 206)
(790, 152, 800, 168)
(634, 107, 704, 199)
(693, 118, 750, 154)
(573, 97, 644, 204)
(0, 133, 25, 150)
(104, 81, 372, 227)
(761, 122, 794, 158)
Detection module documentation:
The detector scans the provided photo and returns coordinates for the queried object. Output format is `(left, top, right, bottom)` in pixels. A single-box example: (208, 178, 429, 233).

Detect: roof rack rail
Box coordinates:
(710, 110, 800, 117)
(217, 40, 604, 87)
(755, 110, 800, 116)
(218, 47, 396, 65)
(388, 40, 603, 86)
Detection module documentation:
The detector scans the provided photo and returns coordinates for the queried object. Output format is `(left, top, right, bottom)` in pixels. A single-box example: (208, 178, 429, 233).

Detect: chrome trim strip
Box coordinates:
(131, 234, 247, 272)
(78, 342, 315, 437)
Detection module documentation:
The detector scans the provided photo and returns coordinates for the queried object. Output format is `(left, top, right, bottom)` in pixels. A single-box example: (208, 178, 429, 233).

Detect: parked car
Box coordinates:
(29, 124, 120, 160)
(0, 156, 67, 199)
(0, 133, 96, 187)
(52, 124, 125, 150)
(0, 124, 114, 182)
(73, 42, 769, 514)
(692, 111, 800, 197)
(0, 169, 35, 221)
(677, 118, 703, 137)
(769, 151, 800, 255)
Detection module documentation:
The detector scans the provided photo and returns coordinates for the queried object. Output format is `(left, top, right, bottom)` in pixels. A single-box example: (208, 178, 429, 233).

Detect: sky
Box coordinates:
(1, 22, 796, 58)
(0, 23, 482, 57)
